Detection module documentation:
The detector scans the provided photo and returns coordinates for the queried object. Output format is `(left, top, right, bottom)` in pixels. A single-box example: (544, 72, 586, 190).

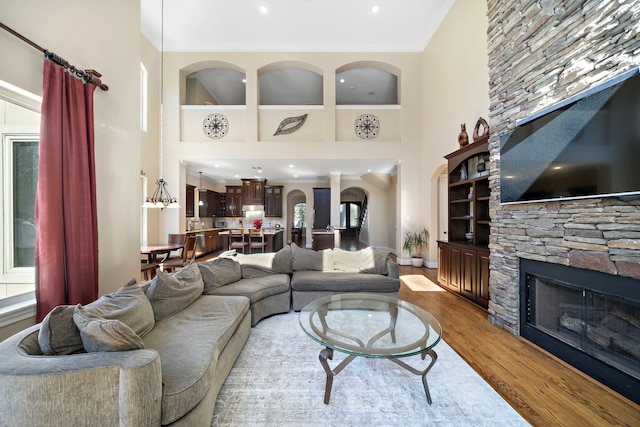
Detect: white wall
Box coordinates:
(420, 0, 490, 264)
(0, 0, 142, 338)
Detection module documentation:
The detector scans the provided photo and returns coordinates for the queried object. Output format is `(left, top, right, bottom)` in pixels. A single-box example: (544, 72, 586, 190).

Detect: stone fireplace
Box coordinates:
(486, 0, 640, 401)
(520, 258, 640, 403)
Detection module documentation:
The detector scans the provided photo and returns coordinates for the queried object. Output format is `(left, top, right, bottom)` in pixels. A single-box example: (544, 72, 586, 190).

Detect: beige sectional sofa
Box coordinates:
(288, 244, 400, 311)
(0, 244, 398, 426)
(0, 263, 251, 427)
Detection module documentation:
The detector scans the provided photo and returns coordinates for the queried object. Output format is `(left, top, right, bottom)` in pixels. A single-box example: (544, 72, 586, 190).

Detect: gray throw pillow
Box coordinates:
(272, 245, 293, 273)
(146, 262, 204, 321)
(73, 305, 145, 352)
(360, 247, 389, 275)
(292, 243, 333, 271)
(79, 278, 155, 338)
(38, 305, 84, 355)
(233, 245, 293, 278)
(333, 248, 362, 272)
(198, 257, 242, 293)
(38, 278, 154, 355)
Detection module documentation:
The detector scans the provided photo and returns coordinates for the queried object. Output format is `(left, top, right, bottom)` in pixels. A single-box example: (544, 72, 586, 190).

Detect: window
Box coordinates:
(140, 62, 148, 132)
(0, 80, 41, 307)
(293, 203, 306, 228)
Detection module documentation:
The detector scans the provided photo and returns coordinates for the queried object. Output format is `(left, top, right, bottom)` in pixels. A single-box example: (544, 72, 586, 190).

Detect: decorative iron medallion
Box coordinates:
(203, 113, 229, 139)
(354, 114, 380, 139)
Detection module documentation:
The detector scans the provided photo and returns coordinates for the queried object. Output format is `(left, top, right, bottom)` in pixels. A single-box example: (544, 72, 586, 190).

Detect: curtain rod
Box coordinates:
(0, 21, 109, 91)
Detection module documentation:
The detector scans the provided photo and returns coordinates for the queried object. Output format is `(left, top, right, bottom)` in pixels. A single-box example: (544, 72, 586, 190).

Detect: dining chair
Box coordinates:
(249, 228, 267, 253)
(140, 261, 157, 281)
(162, 235, 197, 272)
(229, 228, 248, 253)
(164, 233, 186, 261)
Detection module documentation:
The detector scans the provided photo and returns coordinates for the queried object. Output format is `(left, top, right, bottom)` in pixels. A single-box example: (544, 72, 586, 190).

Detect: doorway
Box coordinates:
(340, 202, 361, 238)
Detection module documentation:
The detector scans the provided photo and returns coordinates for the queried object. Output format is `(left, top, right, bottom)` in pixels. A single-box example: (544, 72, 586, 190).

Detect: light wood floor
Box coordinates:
(398, 264, 640, 426)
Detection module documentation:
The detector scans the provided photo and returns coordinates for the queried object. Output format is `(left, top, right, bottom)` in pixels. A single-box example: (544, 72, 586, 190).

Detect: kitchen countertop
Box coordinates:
(218, 228, 285, 235)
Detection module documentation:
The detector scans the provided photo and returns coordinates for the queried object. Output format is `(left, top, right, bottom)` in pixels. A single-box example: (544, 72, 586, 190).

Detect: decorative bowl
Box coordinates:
(465, 232, 474, 241)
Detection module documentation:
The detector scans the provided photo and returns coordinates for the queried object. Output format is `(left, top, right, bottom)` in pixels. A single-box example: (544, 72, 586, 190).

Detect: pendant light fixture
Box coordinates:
(198, 172, 204, 206)
(142, 0, 178, 209)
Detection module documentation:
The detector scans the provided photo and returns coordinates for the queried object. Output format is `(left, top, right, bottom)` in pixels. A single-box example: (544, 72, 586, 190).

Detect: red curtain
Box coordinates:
(35, 60, 99, 321)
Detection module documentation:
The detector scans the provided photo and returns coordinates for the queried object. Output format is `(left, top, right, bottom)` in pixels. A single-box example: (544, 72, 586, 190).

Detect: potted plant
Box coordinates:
(402, 228, 429, 267)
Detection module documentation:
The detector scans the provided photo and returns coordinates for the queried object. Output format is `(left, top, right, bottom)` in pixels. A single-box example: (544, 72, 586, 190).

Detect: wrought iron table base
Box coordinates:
(318, 347, 438, 404)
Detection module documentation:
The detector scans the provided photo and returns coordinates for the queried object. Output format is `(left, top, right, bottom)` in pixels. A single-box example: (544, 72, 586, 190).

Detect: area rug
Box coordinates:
(212, 312, 530, 427)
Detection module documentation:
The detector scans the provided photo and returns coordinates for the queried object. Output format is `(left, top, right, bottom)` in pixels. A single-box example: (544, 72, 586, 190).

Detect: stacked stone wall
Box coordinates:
(486, 0, 640, 334)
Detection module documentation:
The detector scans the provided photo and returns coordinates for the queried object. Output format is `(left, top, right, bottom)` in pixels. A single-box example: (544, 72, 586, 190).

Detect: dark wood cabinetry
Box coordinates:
(437, 134, 490, 308)
(186, 185, 195, 217)
(204, 229, 225, 253)
(265, 185, 283, 217)
(198, 190, 222, 218)
(313, 188, 331, 229)
(226, 186, 243, 217)
(242, 179, 266, 205)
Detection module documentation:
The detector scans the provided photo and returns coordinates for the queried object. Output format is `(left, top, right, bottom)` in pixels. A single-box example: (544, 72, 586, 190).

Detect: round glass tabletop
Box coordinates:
(299, 293, 442, 358)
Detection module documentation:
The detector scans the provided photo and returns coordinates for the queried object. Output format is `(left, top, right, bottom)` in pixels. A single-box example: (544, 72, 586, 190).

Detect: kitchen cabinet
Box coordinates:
(198, 190, 222, 218)
(437, 132, 490, 308)
(186, 185, 195, 217)
(265, 185, 283, 217)
(242, 179, 266, 205)
(226, 186, 243, 217)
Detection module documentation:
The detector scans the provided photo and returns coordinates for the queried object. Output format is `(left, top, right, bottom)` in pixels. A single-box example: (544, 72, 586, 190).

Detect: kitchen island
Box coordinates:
(219, 228, 285, 253)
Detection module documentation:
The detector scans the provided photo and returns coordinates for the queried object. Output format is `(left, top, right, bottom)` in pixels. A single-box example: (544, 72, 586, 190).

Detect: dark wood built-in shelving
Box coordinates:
(438, 133, 490, 308)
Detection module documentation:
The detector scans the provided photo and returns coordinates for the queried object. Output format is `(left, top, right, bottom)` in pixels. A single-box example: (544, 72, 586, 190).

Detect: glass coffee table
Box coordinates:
(299, 293, 442, 404)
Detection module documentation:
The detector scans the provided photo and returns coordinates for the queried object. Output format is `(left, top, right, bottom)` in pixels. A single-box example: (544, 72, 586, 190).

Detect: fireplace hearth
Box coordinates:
(520, 259, 640, 404)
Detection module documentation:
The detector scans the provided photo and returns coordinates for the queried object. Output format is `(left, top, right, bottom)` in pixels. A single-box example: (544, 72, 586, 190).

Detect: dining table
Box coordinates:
(140, 242, 184, 264)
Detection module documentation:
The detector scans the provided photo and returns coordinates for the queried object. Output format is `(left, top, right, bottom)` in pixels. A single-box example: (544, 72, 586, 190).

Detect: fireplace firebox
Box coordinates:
(520, 259, 640, 404)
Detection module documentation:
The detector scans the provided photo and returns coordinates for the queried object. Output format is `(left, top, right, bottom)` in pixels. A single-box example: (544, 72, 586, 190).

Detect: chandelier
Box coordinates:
(143, 177, 178, 208)
(142, 0, 178, 209)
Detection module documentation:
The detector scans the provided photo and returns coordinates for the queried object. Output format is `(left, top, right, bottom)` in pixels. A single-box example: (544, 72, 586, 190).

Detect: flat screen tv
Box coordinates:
(500, 67, 640, 204)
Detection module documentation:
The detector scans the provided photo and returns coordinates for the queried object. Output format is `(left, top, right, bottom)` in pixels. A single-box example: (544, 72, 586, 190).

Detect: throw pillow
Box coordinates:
(38, 278, 154, 355)
(198, 257, 242, 293)
(38, 305, 84, 355)
(233, 245, 293, 278)
(79, 278, 155, 338)
(360, 247, 389, 275)
(291, 243, 333, 271)
(333, 248, 362, 272)
(146, 262, 204, 321)
(272, 245, 293, 273)
(73, 305, 145, 352)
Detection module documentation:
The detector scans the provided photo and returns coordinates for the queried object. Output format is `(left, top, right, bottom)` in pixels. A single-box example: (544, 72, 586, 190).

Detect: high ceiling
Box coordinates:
(140, 0, 454, 183)
(141, 0, 454, 52)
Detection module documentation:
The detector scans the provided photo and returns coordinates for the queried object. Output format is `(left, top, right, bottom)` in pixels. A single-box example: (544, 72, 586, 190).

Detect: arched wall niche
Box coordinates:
(336, 61, 400, 105)
(181, 61, 247, 106)
(258, 61, 324, 106)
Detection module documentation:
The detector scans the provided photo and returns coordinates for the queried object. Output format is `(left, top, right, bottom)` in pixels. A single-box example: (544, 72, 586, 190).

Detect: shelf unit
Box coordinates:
(438, 134, 490, 308)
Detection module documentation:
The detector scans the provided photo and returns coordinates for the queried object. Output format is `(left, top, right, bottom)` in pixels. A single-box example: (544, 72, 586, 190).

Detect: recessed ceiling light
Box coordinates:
(372, 6, 380, 13)
(259, 5, 268, 14)
(289, 164, 294, 168)
(293, 174, 299, 178)
(242, 78, 246, 83)
(339, 78, 345, 83)
(368, 169, 372, 172)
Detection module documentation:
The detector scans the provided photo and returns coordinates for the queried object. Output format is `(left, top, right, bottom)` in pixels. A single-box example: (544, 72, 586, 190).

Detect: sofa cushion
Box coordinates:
(359, 247, 390, 275)
(234, 245, 293, 278)
(197, 257, 242, 292)
(38, 278, 154, 355)
(332, 248, 362, 272)
(146, 262, 204, 321)
(292, 243, 333, 271)
(142, 295, 250, 425)
(291, 270, 400, 293)
(72, 305, 146, 352)
(38, 305, 84, 355)
(203, 274, 290, 304)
